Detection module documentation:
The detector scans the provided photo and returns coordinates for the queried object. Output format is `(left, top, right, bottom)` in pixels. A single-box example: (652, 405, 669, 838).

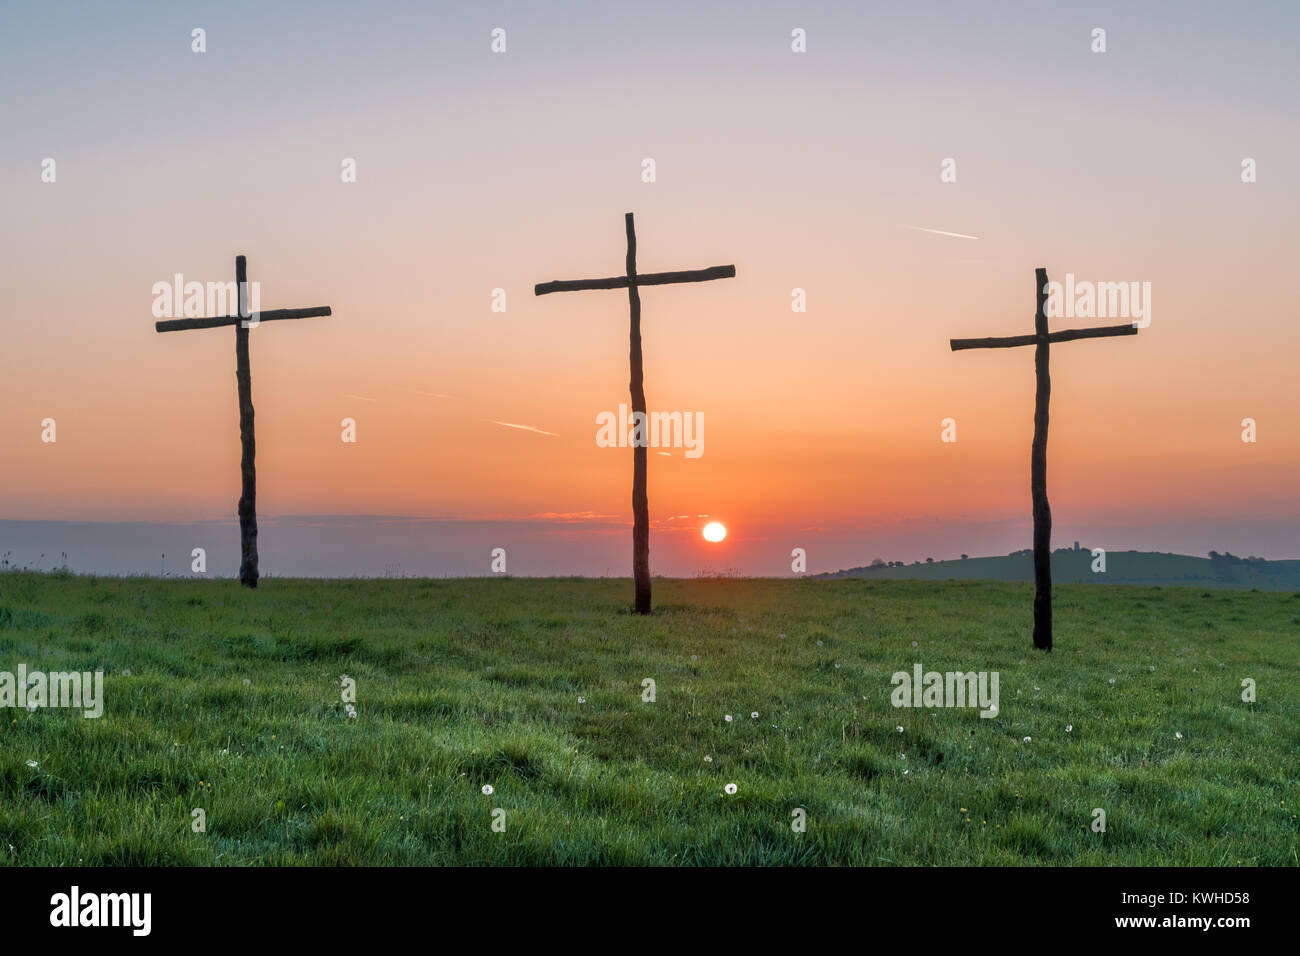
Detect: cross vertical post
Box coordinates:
(535, 213, 736, 614)
(154, 254, 333, 588)
(1030, 267, 1051, 650)
(624, 215, 651, 614)
(950, 267, 1139, 650)
(234, 255, 258, 587)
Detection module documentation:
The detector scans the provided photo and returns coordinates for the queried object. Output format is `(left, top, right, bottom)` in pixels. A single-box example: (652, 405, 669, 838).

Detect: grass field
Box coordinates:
(1, 572, 1297, 866)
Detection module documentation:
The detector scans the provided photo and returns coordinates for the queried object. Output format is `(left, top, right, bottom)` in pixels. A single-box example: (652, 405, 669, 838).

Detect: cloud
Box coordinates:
(398, 388, 460, 400)
(488, 420, 558, 437)
(906, 225, 981, 240)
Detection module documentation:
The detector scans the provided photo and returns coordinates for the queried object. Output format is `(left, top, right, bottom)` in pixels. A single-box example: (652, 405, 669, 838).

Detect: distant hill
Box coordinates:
(816, 549, 1300, 590)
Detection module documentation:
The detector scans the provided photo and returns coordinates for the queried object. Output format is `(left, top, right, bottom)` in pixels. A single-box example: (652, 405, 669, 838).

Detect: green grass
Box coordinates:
(1, 572, 1297, 865)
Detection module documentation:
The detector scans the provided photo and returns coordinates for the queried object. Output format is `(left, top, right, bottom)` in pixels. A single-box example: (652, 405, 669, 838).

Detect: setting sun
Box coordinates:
(702, 521, 727, 543)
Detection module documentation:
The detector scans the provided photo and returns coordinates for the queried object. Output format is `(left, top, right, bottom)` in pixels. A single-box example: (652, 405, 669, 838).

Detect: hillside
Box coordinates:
(817, 549, 1300, 590)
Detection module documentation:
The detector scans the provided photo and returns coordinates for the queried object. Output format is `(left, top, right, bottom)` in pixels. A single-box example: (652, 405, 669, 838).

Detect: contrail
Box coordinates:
(907, 225, 981, 240)
(489, 420, 558, 437)
(398, 388, 459, 400)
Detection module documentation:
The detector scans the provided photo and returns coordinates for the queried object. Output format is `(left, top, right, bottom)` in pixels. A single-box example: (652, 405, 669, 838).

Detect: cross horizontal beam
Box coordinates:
(534, 265, 735, 296)
(950, 323, 1137, 351)
(155, 306, 332, 333)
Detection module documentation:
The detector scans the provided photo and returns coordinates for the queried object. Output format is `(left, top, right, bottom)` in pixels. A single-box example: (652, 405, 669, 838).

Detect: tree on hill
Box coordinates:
(1210, 551, 1244, 566)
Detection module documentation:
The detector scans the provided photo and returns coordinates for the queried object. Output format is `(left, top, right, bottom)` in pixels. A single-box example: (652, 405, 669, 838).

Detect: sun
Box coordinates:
(702, 521, 727, 543)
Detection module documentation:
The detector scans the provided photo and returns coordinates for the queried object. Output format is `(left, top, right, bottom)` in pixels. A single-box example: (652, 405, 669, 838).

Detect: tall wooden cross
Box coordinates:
(155, 255, 332, 588)
(950, 267, 1138, 651)
(535, 213, 735, 614)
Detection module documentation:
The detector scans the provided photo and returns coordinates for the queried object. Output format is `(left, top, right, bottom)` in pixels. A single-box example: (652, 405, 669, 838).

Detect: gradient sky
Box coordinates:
(2, 1, 1298, 576)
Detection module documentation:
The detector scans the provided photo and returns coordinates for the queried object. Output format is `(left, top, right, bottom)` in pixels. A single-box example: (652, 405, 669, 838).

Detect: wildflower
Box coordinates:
(26, 760, 37, 769)
(121, 669, 132, 677)
(1108, 678, 1116, 685)
(750, 712, 759, 719)
(896, 725, 904, 733)
(724, 714, 733, 722)
(482, 785, 494, 795)
(1066, 725, 1073, 733)
(724, 783, 737, 795)
(1023, 736, 1031, 743)
(243, 678, 251, 686)
(703, 755, 712, 762)
(1175, 732, 1183, 740)
(577, 696, 586, 704)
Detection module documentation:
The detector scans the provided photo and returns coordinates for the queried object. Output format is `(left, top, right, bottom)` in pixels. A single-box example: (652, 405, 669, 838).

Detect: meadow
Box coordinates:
(1, 572, 1296, 865)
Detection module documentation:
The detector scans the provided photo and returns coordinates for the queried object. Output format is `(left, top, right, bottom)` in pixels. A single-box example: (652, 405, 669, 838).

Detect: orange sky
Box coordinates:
(2, 2, 1297, 573)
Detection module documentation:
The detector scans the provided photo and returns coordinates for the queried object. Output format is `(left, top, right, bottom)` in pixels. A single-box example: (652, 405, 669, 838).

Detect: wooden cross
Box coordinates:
(155, 255, 331, 588)
(535, 213, 735, 614)
(950, 267, 1138, 651)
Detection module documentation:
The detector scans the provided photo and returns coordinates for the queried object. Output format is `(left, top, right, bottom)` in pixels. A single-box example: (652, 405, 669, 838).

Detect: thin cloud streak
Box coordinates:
(907, 225, 982, 240)
(397, 388, 461, 400)
(488, 420, 559, 437)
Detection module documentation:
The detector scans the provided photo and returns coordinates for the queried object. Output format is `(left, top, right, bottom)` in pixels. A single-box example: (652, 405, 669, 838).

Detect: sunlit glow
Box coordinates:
(702, 521, 727, 543)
